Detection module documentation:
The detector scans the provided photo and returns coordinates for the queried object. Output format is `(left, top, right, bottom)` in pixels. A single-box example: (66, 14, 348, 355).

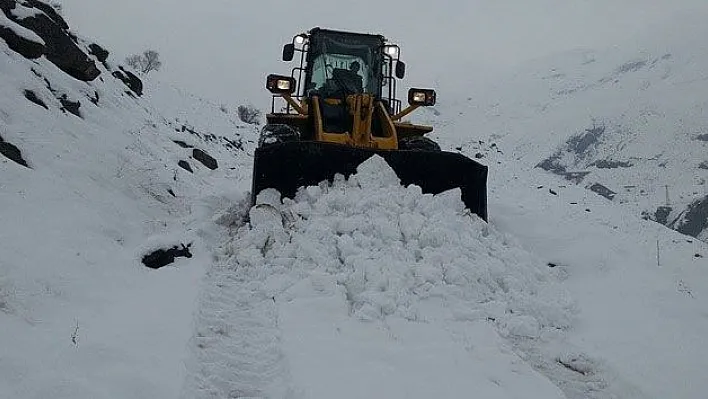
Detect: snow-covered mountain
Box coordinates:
(2, 1, 707, 399)
(429, 11, 708, 241)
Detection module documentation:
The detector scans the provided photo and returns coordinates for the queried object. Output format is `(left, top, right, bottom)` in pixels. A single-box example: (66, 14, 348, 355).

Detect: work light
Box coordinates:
(266, 74, 296, 94)
(408, 88, 436, 106)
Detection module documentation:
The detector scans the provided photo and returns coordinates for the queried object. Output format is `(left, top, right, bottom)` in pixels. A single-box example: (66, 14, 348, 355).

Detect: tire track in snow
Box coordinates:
(180, 260, 294, 399)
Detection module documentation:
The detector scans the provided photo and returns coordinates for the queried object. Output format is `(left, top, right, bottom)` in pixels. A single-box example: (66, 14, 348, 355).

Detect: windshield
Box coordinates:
(306, 31, 382, 97)
(310, 54, 369, 94)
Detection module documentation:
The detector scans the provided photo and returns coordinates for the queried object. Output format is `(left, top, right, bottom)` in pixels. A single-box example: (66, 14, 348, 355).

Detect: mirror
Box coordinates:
(282, 44, 295, 61)
(395, 61, 406, 79)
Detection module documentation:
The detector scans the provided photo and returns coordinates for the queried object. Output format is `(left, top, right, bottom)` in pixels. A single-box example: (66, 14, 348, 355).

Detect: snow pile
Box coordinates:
(240, 156, 575, 350)
(236, 155, 574, 331)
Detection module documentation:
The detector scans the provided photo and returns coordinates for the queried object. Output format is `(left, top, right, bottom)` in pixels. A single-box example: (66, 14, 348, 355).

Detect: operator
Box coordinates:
(346, 61, 364, 93)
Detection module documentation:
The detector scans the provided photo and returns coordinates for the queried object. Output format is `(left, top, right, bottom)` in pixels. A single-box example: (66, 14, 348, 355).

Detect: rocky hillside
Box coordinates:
(430, 13, 708, 242)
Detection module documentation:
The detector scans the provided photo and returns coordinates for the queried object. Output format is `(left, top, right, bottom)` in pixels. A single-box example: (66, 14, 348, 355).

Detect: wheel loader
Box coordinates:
(252, 27, 488, 220)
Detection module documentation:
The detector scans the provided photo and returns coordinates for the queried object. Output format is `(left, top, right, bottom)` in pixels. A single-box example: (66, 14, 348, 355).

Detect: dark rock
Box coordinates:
(567, 124, 605, 155)
(172, 140, 193, 148)
(2, 1, 100, 81)
(59, 95, 81, 117)
(695, 134, 708, 142)
(222, 137, 243, 151)
(88, 42, 109, 62)
(111, 67, 143, 96)
(474, 152, 484, 159)
(588, 183, 616, 200)
(654, 206, 673, 225)
(0, 134, 29, 167)
(699, 161, 708, 170)
(591, 159, 633, 169)
(23, 0, 68, 29)
(193, 148, 218, 170)
(616, 60, 647, 74)
(0, 24, 44, 59)
(178, 160, 193, 173)
(696, 253, 703, 258)
(549, 189, 558, 195)
(141, 244, 192, 269)
(167, 189, 175, 197)
(536, 155, 566, 174)
(670, 195, 708, 239)
(89, 91, 99, 105)
(23, 89, 47, 109)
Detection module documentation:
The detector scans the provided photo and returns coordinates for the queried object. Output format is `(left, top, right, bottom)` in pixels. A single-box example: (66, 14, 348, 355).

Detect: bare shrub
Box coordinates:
(125, 50, 162, 74)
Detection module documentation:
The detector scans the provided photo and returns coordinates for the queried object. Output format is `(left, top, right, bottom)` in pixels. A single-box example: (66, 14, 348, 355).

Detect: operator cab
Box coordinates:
(305, 28, 385, 97)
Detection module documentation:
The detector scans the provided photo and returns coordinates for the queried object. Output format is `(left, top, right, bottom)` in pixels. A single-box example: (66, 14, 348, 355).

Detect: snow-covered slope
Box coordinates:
(430, 10, 708, 241)
(2, 2, 708, 399)
(1, 2, 258, 397)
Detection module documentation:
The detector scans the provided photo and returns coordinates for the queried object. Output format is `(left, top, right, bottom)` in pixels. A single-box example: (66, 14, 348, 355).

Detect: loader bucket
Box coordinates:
(251, 141, 488, 221)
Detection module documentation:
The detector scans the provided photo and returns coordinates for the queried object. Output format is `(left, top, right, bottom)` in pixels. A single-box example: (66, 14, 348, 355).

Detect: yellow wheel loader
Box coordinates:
(252, 27, 488, 220)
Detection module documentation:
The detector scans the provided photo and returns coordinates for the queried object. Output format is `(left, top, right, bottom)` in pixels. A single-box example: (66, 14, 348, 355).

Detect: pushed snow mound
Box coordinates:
(240, 155, 575, 331)
(183, 157, 577, 398)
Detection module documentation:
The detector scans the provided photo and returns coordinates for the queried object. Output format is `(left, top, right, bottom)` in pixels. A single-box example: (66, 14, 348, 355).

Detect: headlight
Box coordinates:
(294, 35, 306, 45)
(383, 45, 399, 57)
(408, 88, 436, 106)
(266, 74, 296, 94)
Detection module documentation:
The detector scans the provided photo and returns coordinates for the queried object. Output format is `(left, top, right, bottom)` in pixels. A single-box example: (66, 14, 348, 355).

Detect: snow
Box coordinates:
(2, 2, 708, 399)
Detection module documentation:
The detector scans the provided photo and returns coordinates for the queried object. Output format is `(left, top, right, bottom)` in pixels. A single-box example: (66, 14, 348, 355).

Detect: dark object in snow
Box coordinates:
(695, 134, 708, 142)
(24, 89, 48, 109)
(0, 24, 44, 59)
(167, 189, 175, 197)
(0, 134, 29, 167)
(547, 262, 557, 268)
(699, 161, 708, 170)
(549, 189, 558, 196)
(178, 160, 193, 173)
(89, 91, 99, 105)
(142, 244, 192, 269)
(193, 148, 218, 170)
(588, 183, 616, 200)
(88, 43, 109, 63)
(59, 95, 81, 117)
(695, 253, 703, 258)
(474, 152, 484, 159)
(112, 67, 143, 96)
(173, 140, 193, 148)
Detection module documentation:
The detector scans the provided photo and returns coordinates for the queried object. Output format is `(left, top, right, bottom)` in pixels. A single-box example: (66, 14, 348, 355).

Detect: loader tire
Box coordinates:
(398, 136, 441, 151)
(258, 124, 300, 148)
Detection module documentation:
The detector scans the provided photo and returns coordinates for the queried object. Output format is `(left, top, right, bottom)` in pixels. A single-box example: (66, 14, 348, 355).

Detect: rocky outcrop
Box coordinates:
(1, 0, 100, 81)
(112, 66, 143, 96)
(0, 24, 44, 58)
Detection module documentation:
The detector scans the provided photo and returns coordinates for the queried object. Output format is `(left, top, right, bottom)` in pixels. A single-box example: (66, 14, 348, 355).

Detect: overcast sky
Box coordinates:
(60, 0, 706, 108)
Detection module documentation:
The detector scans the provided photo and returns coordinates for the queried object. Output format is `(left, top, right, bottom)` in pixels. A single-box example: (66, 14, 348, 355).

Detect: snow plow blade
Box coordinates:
(251, 141, 488, 221)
